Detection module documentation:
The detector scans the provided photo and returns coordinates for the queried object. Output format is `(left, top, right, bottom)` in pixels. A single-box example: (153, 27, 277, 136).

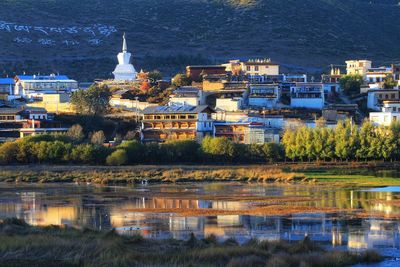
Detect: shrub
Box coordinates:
(0, 142, 19, 164)
(106, 149, 128, 166)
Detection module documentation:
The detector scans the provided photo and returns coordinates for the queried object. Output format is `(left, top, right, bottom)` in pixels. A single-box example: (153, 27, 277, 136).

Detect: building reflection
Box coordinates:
(0, 184, 399, 252)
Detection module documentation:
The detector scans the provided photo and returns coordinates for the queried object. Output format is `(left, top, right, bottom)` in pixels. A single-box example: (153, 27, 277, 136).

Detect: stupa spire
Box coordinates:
(122, 32, 127, 52)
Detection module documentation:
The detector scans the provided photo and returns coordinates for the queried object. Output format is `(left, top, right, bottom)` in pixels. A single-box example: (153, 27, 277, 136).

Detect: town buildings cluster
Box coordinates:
(1, 34, 399, 144)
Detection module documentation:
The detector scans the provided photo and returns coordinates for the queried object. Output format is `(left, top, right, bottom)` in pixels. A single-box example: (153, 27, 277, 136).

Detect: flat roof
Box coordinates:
(143, 105, 214, 114)
(0, 78, 14, 85)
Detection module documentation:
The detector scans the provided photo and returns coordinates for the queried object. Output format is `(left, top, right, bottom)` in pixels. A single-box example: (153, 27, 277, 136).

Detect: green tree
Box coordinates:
(148, 70, 163, 82)
(320, 128, 335, 161)
(262, 143, 284, 162)
(282, 129, 297, 161)
(201, 136, 235, 162)
(383, 75, 397, 89)
(0, 142, 19, 164)
(118, 140, 145, 164)
(172, 73, 192, 87)
(339, 75, 363, 96)
(71, 85, 111, 116)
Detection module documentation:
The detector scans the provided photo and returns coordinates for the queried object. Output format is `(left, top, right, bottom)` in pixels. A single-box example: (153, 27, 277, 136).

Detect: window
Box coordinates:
(255, 66, 259, 71)
(393, 107, 397, 112)
(246, 66, 251, 71)
(392, 94, 395, 99)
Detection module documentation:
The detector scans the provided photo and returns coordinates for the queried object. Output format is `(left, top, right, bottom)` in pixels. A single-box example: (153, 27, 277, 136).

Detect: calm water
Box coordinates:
(0, 182, 400, 266)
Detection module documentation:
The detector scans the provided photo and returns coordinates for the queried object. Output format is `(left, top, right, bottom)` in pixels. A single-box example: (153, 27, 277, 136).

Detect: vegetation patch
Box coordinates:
(0, 218, 383, 267)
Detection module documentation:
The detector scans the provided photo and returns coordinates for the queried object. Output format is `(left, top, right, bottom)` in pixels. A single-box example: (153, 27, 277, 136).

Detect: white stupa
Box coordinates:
(113, 33, 137, 81)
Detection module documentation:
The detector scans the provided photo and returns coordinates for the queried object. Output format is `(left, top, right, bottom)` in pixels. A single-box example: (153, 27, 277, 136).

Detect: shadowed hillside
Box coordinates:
(0, 0, 399, 81)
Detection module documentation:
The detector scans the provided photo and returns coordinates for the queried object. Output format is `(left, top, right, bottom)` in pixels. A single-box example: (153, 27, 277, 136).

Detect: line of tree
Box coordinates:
(282, 119, 400, 162)
(2, 119, 399, 165)
(0, 132, 283, 165)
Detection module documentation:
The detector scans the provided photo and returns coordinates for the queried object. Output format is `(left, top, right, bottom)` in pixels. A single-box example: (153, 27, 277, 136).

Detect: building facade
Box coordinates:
(141, 105, 214, 142)
(241, 59, 279, 76)
(370, 100, 400, 126)
(290, 83, 325, 109)
(346, 60, 372, 78)
(14, 74, 78, 99)
(248, 84, 280, 108)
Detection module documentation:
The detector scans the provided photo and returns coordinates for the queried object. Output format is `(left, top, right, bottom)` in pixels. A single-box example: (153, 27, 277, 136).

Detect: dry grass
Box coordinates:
(0, 218, 383, 267)
(0, 167, 306, 185)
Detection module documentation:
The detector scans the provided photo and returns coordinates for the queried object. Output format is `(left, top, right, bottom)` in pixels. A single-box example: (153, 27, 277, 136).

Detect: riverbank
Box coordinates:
(0, 218, 382, 267)
(1, 162, 400, 186)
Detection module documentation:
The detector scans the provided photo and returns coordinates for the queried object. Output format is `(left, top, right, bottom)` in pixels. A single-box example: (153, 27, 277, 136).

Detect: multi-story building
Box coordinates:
(186, 65, 227, 82)
(141, 104, 214, 142)
(241, 59, 279, 76)
(392, 64, 400, 82)
(248, 84, 280, 108)
(346, 60, 372, 78)
(215, 97, 243, 112)
(169, 87, 204, 106)
(366, 67, 392, 84)
(370, 100, 400, 126)
(283, 74, 308, 83)
(367, 89, 400, 110)
(321, 68, 342, 95)
(14, 74, 78, 99)
(0, 78, 14, 100)
(213, 120, 280, 144)
(290, 83, 325, 109)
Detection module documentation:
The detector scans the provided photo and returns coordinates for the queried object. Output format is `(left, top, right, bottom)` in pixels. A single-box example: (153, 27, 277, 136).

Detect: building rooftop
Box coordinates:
(173, 86, 200, 94)
(143, 104, 213, 114)
(186, 65, 226, 69)
(16, 75, 75, 81)
(0, 107, 23, 114)
(0, 78, 14, 85)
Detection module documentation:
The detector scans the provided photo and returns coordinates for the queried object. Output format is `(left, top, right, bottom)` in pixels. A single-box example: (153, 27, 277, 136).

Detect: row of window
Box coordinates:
(378, 93, 396, 100)
(0, 115, 16, 121)
(144, 114, 197, 120)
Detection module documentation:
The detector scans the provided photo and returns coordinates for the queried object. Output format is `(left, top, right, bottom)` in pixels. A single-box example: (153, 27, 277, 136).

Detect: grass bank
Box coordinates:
(0, 218, 383, 267)
(0, 162, 400, 186)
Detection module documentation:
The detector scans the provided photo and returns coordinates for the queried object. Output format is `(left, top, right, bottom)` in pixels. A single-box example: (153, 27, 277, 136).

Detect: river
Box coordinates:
(0, 182, 399, 266)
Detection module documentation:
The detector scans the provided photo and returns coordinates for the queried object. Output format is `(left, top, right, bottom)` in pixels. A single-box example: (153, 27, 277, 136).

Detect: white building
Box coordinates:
(346, 60, 372, 78)
(290, 82, 324, 109)
(366, 67, 392, 84)
(113, 33, 137, 81)
(0, 78, 14, 99)
(215, 97, 243, 112)
(242, 59, 280, 76)
(248, 84, 280, 108)
(370, 100, 400, 126)
(283, 74, 308, 83)
(169, 87, 204, 106)
(14, 74, 78, 99)
(367, 89, 400, 111)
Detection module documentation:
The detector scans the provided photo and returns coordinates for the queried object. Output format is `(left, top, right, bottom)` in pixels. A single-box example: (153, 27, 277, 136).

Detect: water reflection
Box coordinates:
(1, 182, 400, 262)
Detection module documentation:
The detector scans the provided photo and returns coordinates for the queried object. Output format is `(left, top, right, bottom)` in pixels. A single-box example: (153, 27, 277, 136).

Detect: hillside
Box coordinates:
(0, 0, 399, 81)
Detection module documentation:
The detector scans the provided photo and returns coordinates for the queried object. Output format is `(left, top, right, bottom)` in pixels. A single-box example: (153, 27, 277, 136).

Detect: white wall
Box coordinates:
(291, 98, 324, 109)
(215, 98, 242, 112)
(169, 96, 199, 106)
(249, 97, 278, 108)
(370, 112, 400, 126)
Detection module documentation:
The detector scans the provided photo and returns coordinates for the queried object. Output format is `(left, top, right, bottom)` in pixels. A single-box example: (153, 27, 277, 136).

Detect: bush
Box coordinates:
(106, 149, 128, 166)
(0, 142, 19, 164)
